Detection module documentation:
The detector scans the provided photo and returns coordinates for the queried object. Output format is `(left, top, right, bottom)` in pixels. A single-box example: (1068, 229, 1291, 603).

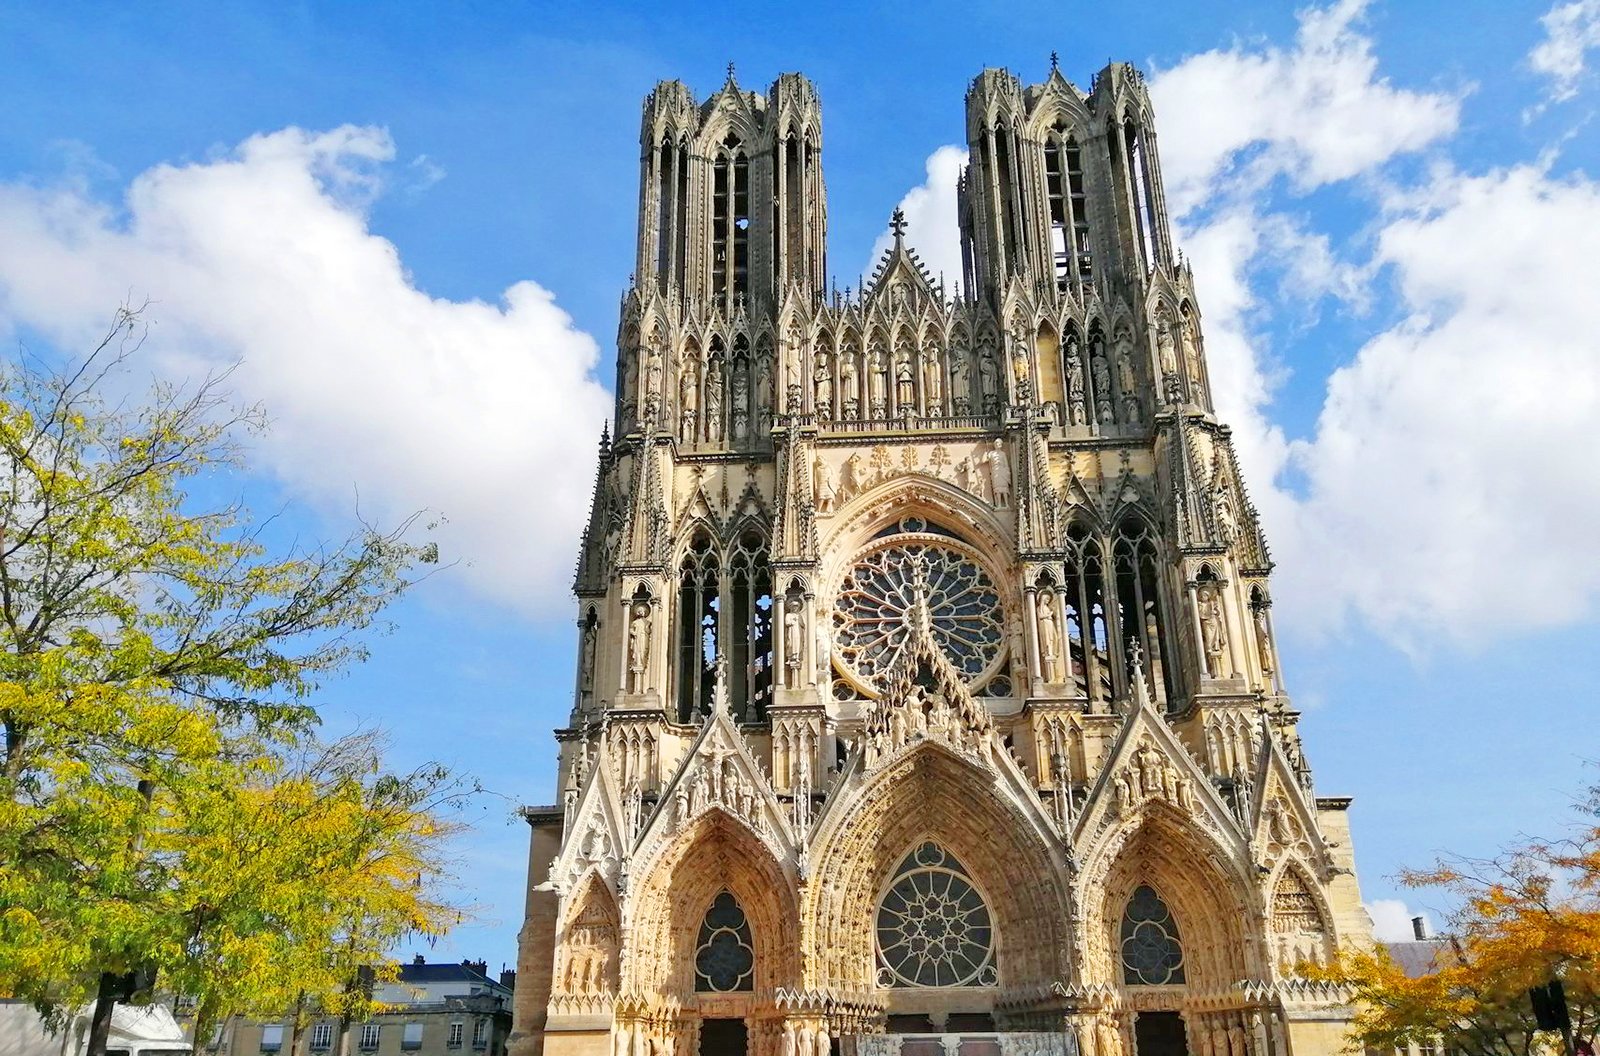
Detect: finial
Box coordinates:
(1050, 50, 1060, 74)
(889, 207, 908, 243)
(726, 61, 736, 83)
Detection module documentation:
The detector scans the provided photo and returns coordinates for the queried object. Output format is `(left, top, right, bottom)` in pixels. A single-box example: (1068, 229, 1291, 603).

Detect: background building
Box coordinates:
(514, 61, 1375, 1056)
(188, 960, 513, 1056)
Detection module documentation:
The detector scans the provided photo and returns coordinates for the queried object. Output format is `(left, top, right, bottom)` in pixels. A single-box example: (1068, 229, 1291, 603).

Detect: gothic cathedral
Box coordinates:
(513, 63, 1374, 1056)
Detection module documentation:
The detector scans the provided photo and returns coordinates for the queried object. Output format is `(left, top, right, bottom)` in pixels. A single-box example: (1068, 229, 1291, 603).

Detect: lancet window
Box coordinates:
(728, 530, 774, 721)
(674, 529, 773, 723)
(1114, 516, 1175, 704)
(712, 136, 750, 309)
(1122, 118, 1162, 271)
(694, 891, 754, 993)
(1120, 884, 1185, 985)
(675, 531, 720, 723)
(654, 136, 689, 293)
(875, 842, 996, 989)
(1044, 129, 1092, 288)
(1063, 522, 1112, 705)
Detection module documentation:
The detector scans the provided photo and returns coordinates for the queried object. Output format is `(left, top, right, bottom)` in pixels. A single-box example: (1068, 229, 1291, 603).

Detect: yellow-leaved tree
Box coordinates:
(1315, 777, 1600, 1056)
(0, 307, 466, 1050)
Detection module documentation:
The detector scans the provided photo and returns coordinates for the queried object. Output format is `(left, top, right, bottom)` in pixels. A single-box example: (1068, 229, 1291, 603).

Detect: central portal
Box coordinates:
(1133, 1012, 1188, 1056)
(700, 1018, 748, 1056)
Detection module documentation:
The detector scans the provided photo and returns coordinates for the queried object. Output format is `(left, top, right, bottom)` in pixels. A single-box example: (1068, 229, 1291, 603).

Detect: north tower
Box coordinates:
(514, 62, 1373, 1056)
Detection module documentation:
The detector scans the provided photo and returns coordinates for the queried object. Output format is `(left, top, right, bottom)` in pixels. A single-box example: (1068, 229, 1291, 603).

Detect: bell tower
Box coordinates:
(517, 61, 1376, 1056)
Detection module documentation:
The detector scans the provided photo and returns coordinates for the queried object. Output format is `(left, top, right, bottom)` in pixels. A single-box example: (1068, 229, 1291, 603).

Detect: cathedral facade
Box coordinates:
(512, 62, 1373, 1056)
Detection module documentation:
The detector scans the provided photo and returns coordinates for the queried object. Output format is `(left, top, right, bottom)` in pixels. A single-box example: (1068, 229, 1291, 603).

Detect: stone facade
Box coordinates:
(513, 61, 1374, 1056)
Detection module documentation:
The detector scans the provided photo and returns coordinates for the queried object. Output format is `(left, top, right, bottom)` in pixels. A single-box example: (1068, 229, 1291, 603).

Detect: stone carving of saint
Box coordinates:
(644, 346, 663, 419)
(985, 438, 1012, 508)
(1065, 337, 1086, 425)
(1156, 318, 1178, 378)
(923, 350, 943, 411)
(1114, 330, 1137, 395)
(1091, 351, 1113, 424)
(813, 357, 832, 418)
(678, 361, 698, 438)
(1197, 585, 1227, 678)
(732, 360, 750, 440)
(812, 455, 837, 513)
(868, 350, 888, 417)
(785, 349, 801, 399)
(958, 454, 989, 503)
(1213, 483, 1238, 542)
(950, 353, 971, 412)
(1253, 605, 1275, 676)
(627, 602, 652, 692)
(783, 600, 803, 688)
(1037, 593, 1062, 683)
(579, 621, 596, 692)
(1182, 317, 1203, 386)
(840, 353, 860, 419)
(840, 451, 865, 502)
(894, 352, 915, 412)
(978, 351, 999, 413)
(704, 359, 724, 441)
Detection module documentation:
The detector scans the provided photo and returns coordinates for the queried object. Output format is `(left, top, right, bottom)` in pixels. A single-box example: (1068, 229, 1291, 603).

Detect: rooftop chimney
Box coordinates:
(499, 969, 517, 991)
(464, 958, 488, 978)
(413, 954, 426, 965)
(1411, 915, 1429, 940)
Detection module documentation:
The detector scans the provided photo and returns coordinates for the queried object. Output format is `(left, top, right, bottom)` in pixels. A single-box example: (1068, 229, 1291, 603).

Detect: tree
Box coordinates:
(0, 306, 460, 1044)
(1315, 778, 1600, 1056)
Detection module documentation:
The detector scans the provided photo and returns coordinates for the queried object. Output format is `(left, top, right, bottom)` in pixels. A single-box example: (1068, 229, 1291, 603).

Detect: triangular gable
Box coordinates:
(1074, 659, 1239, 847)
(635, 663, 797, 863)
(545, 754, 627, 895)
(1250, 717, 1331, 871)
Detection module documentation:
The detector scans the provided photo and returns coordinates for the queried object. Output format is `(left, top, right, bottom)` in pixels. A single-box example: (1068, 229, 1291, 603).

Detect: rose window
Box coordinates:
(876, 842, 996, 988)
(831, 537, 1005, 695)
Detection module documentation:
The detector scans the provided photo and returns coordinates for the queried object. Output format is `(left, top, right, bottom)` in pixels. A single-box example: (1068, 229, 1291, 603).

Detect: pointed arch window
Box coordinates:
(694, 891, 754, 992)
(675, 532, 720, 723)
(1114, 517, 1174, 705)
(876, 842, 996, 988)
(1043, 128, 1090, 288)
(712, 136, 750, 309)
(729, 530, 773, 721)
(1121, 884, 1185, 985)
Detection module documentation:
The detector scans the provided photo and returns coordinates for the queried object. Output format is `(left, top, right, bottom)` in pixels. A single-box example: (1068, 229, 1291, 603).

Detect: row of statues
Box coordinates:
(811, 439, 1012, 514)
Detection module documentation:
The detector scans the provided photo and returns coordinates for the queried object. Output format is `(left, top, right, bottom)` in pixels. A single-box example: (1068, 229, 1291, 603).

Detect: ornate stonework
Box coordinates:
(516, 61, 1375, 1056)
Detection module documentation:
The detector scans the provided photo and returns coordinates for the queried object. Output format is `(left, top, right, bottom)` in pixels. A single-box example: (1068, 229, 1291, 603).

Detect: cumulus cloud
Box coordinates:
(1366, 899, 1428, 942)
(0, 125, 612, 618)
(1151, 0, 1461, 214)
(861, 146, 968, 295)
(1530, 0, 1600, 103)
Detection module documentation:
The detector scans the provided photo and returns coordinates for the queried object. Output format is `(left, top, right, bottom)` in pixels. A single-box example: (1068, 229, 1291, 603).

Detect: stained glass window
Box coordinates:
(875, 842, 996, 988)
(695, 891, 754, 992)
(1120, 884, 1185, 985)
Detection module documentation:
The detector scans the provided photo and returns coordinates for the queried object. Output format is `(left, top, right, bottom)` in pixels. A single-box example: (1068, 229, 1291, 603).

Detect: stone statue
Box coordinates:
(978, 351, 999, 413)
(985, 439, 1012, 508)
(1065, 337, 1086, 425)
(840, 353, 860, 419)
(627, 602, 651, 692)
(1114, 330, 1139, 422)
(704, 359, 724, 441)
(813, 357, 832, 417)
(840, 451, 865, 501)
(923, 350, 943, 410)
(579, 621, 596, 691)
(812, 454, 837, 513)
(951, 353, 971, 412)
(1037, 593, 1062, 683)
(678, 361, 698, 438)
(644, 346, 663, 419)
(1213, 483, 1238, 542)
(1254, 606, 1275, 675)
(868, 350, 888, 417)
(731, 360, 750, 440)
(783, 599, 804, 688)
(894, 352, 915, 411)
(1182, 317, 1204, 386)
(1091, 352, 1113, 424)
(1198, 584, 1227, 678)
(757, 356, 773, 412)
(1156, 318, 1178, 378)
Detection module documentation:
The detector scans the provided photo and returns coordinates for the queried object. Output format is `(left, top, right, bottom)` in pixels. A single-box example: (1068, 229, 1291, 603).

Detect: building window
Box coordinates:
(448, 1024, 464, 1049)
(1419, 1043, 1437, 1056)
(360, 1025, 381, 1051)
(695, 891, 755, 992)
(472, 1022, 489, 1049)
(1121, 884, 1185, 985)
(261, 1026, 284, 1053)
(875, 841, 996, 988)
(402, 1024, 423, 1051)
(311, 1024, 334, 1051)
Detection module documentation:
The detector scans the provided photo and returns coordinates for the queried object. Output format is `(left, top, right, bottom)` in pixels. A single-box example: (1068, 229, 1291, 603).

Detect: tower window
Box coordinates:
(1066, 138, 1091, 279)
(1044, 139, 1070, 289)
(676, 533, 720, 722)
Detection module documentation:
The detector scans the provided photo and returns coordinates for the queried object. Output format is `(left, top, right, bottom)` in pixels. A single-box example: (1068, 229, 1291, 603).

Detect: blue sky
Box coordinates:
(3, 0, 1600, 973)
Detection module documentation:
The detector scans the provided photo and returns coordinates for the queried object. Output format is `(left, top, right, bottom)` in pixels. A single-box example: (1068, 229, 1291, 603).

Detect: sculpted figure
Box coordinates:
(978, 350, 999, 413)
(840, 353, 860, 419)
(1198, 585, 1227, 677)
(783, 600, 804, 688)
(1182, 317, 1204, 385)
(579, 621, 596, 691)
(951, 353, 971, 412)
(1253, 606, 1275, 675)
(923, 350, 943, 410)
(732, 360, 750, 440)
(1156, 317, 1179, 378)
(812, 455, 837, 513)
(627, 603, 651, 692)
(704, 359, 724, 441)
(757, 356, 773, 412)
(1091, 352, 1114, 424)
(1213, 484, 1238, 542)
(841, 452, 865, 501)
(813, 357, 832, 417)
(894, 352, 915, 411)
(1037, 594, 1062, 682)
(678, 362, 698, 437)
(985, 439, 1012, 508)
(868, 350, 888, 417)
(1065, 336, 1086, 425)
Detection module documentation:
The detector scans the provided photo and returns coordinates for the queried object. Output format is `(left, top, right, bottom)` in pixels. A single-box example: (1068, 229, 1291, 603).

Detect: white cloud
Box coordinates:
(1366, 899, 1428, 942)
(1151, 0, 1462, 214)
(1530, 0, 1600, 103)
(861, 146, 968, 296)
(0, 126, 612, 618)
